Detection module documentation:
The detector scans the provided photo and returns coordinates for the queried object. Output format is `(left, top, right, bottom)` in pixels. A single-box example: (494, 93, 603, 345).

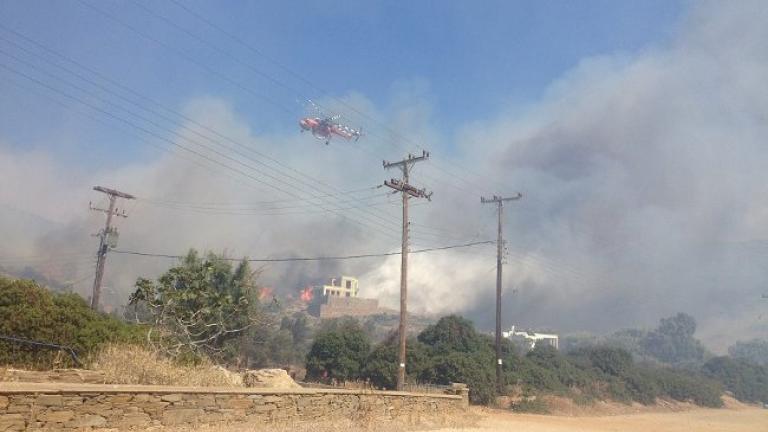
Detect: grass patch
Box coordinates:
(89, 344, 242, 387)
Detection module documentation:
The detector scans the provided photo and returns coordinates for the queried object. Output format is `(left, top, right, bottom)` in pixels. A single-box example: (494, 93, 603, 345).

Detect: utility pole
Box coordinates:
(384, 150, 432, 391)
(481, 193, 522, 393)
(89, 186, 134, 311)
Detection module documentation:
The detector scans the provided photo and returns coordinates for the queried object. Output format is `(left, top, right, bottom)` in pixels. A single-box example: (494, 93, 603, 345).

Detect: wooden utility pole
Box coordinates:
(481, 193, 521, 393)
(384, 150, 432, 391)
(90, 186, 134, 311)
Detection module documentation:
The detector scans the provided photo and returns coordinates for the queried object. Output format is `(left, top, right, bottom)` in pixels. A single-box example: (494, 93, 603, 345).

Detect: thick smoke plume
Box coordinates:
(1, 1, 767, 351)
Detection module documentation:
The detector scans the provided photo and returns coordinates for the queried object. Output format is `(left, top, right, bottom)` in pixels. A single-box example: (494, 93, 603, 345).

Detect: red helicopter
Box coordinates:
(299, 100, 362, 145)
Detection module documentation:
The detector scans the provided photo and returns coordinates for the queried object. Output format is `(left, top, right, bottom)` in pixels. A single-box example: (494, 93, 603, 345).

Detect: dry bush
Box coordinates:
(89, 344, 242, 387)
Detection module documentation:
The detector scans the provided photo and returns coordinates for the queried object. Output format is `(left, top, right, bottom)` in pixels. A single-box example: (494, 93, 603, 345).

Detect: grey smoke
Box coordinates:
(1, 1, 767, 352)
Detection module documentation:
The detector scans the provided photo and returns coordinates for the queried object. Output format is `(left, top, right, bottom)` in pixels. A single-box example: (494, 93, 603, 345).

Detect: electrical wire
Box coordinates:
(111, 240, 495, 262)
(0, 61, 404, 243)
(162, 0, 509, 195)
(0, 30, 436, 243)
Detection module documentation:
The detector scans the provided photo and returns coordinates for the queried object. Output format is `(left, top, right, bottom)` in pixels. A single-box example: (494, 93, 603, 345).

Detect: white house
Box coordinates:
(503, 325, 559, 350)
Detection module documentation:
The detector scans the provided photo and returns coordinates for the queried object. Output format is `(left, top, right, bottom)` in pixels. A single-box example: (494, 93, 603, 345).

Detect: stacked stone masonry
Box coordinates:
(0, 383, 468, 431)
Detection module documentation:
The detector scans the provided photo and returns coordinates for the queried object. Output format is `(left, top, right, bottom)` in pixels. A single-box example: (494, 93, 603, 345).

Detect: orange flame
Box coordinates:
(259, 287, 274, 301)
(300, 286, 314, 302)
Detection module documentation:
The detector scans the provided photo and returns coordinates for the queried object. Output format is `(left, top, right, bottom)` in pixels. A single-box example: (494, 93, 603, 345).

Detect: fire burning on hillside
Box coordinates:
(299, 286, 314, 303)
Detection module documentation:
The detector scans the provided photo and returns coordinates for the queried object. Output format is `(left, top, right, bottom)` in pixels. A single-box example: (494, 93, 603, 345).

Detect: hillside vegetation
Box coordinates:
(0, 275, 143, 369)
(305, 315, 768, 408)
(2, 267, 767, 411)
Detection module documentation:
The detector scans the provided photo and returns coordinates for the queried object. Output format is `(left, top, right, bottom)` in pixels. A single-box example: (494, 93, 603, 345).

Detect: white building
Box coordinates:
(503, 325, 559, 350)
(321, 276, 359, 298)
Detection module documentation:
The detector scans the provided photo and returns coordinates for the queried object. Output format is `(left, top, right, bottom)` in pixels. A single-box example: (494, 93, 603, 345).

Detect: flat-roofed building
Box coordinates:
(503, 325, 559, 351)
(321, 276, 359, 298)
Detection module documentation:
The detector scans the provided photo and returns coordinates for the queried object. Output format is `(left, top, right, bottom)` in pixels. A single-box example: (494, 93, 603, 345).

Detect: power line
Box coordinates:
(111, 240, 493, 262)
(0, 19, 498, 243)
(141, 185, 382, 208)
(139, 191, 391, 212)
(79, 0, 502, 199)
(0, 30, 412, 243)
(161, 0, 506, 195)
(0, 60, 404, 243)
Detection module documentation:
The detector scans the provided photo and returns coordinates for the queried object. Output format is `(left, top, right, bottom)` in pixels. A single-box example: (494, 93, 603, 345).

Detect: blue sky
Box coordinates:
(0, 0, 683, 168)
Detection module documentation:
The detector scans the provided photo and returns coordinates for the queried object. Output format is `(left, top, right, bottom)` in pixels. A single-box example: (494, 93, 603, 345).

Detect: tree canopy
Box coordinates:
(128, 249, 265, 361)
(305, 318, 371, 382)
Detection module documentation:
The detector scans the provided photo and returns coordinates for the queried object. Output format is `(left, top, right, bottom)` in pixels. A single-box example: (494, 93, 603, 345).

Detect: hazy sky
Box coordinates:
(1, 0, 766, 352)
(0, 0, 682, 163)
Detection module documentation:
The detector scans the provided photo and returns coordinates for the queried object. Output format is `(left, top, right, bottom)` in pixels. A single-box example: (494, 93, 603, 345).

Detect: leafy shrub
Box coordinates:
(652, 368, 723, 407)
(0, 276, 143, 369)
(703, 356, 768, 404)
(305, 319, 370, 382)
(622, 368, 661, 405)
(364, 335, 432, 390)
(580, 345, 634, 376)
(431, 351, 496, 405)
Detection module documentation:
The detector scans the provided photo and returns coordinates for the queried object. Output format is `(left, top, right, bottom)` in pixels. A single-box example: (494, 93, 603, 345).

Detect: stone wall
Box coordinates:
(318, 296, 381, 319)
(0, 383, 468, 431)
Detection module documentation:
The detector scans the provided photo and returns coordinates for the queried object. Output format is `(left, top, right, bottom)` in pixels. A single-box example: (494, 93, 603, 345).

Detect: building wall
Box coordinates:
(0, 383, 467, 431)
(319, 296, 380, 319)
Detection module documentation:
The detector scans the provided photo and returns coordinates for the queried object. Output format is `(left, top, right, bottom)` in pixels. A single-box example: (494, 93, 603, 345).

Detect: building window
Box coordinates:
(345, 280, 352, 289)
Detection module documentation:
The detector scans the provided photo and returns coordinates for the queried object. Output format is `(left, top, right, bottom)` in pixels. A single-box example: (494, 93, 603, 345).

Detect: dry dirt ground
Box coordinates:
(432, 406, 768, 432)
(161, 403, 767, 432)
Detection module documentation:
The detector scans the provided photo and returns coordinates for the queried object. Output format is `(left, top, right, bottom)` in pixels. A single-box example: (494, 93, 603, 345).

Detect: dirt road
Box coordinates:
(436, 407, 768, 432)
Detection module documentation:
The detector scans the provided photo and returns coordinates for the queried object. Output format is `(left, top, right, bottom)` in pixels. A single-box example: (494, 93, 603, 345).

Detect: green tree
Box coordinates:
(129, 249, 264, 361)
(417, 315, 498, 403)
(305, 319, 370, 381)
(364, 333, 432, 389)
(417, 315, 488, 354)
(728, 339, 768, 366)
(642, 313, 706, 365)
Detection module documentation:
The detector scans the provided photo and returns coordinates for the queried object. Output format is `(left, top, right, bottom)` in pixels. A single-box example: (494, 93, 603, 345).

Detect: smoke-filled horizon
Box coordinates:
(2, 1, 767, 353)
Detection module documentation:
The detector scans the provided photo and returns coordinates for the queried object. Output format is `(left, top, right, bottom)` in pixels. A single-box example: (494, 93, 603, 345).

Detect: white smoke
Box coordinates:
(1, 1, 768, 351)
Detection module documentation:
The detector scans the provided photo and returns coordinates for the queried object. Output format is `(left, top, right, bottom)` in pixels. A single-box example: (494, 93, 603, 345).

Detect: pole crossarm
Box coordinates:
(481, 192, 522, 204)
(384, 179, 432, 200)
(93, 185, 136, 200)
(383, 150, 430, 171)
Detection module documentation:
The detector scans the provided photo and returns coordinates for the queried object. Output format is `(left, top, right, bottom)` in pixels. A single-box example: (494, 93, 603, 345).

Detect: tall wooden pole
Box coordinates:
(398, 166, 409, 390)
(481, 193, 521, 393)
(91, 194, 116, 310)
(90, 186, 134, 311)
(384, 151, 431, 391)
